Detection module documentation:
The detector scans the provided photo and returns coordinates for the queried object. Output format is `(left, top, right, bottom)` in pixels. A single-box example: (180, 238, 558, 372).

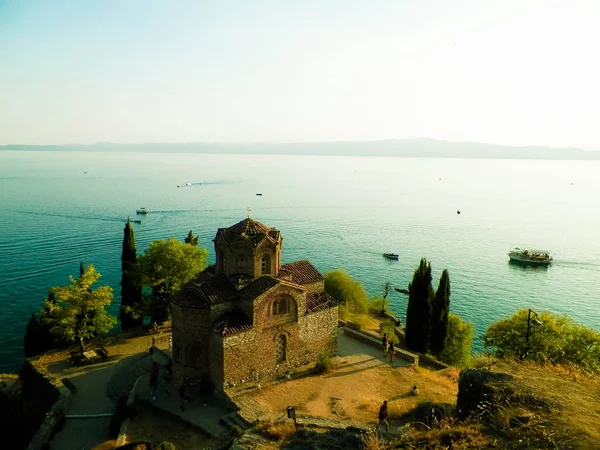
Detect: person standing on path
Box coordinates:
(382, 333, 389, 357)
(375, 400, 389, 433)
(149, 362, 159, 401)
(388, 340, 395, 363)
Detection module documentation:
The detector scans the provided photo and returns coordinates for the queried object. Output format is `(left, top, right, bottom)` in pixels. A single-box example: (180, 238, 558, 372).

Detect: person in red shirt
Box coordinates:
(375, 400, 389, 433)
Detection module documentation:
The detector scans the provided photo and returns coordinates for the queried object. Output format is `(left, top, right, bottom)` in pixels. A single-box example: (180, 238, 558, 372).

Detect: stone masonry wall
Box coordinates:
(172, 304, 211, 386)
(221, 304, 338, 388)
(300, 306, 339, 357)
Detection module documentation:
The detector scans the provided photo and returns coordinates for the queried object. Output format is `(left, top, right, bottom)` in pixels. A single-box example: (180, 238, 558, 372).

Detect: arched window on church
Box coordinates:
(272, 297, 289, 315)
(261, 254, 271, 274)
(276, 334, 287, 363)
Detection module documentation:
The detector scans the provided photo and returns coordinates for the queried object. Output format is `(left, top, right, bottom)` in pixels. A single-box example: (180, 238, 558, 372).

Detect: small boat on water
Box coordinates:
(508, 248, 553, 265)
(132, 219, 142, 224)
(383, 253, 399, 260)
(256, 193, 263, 196)
(136, 207, 149, 215)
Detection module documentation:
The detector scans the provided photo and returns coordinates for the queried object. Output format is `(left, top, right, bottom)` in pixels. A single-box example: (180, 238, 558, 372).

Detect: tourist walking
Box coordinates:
(149, 362, 159, 401)
(382, 333, 389, 357)
(375, 400, 389, 433)
(388, 340, 395, 363)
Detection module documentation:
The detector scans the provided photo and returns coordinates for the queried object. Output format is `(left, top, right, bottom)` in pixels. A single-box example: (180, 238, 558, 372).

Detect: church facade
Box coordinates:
(171, 218, 339, 389)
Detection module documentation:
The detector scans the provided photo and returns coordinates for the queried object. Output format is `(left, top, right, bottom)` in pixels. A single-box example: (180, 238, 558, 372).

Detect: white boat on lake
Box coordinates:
(508, 248, 552, 265)
(136, 207, 149, 215)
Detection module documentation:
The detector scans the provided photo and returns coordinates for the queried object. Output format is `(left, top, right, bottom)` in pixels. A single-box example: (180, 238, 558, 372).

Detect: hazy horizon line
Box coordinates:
(1, 137, 599, 152)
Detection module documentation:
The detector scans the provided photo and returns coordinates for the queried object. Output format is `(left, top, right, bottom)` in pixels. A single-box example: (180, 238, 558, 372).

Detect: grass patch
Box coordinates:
(255, 419, 297, 441)
(361, 429, 391, 450)
(394, 418, 491, 449)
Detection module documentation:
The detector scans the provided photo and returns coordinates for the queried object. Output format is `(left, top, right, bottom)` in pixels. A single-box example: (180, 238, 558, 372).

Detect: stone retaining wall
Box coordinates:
(24, 360, 74, 450)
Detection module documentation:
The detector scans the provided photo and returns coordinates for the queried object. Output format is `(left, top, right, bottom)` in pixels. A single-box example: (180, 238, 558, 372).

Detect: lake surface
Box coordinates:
(1, 151, 599, 372)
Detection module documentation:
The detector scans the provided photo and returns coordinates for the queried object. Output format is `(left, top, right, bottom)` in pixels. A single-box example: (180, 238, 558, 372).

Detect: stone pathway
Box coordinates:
(47, 334, 169, 450)
(135, 373, 234, 439)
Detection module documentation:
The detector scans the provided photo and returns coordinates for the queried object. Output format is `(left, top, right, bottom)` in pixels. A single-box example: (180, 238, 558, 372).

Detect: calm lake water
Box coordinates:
(1, 151, 599, 372)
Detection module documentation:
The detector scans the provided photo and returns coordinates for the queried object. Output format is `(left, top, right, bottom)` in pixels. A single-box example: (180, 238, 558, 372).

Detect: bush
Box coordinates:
(439, 314, 473, 367)
(369, 296, 390, 315)
(380, 320, 399, 344)
(484, 309, 600, 374)
(324, 269, 368, 314)
(256, 419, 296, 441)
(314, 352, 333, 374)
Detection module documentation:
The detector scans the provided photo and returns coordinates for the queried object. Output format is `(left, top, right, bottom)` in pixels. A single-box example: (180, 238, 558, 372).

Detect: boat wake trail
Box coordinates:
(15, 210, 127, 223)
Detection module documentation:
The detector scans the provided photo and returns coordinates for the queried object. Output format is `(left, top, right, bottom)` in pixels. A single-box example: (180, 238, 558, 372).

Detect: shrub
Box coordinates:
(361, 429, 391, 450)
(314, 352, 333, 374)
(380, 319, 399, 344)
(324, 269, 368, 314)
(484, 309, 600, 375)
(256, 419, 296, 441)
(439, 314, 473, 367)
(369, 296, 390, 315)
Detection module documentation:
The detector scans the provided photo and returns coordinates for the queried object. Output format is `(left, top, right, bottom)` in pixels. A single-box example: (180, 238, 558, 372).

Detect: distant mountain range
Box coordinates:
(2, 139, 600, 160)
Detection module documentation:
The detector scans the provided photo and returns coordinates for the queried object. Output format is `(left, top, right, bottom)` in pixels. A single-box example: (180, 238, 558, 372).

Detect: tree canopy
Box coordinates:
(324, 269, 368, 317)
(184, 230, 199, 246)
(405, 258, 434, 353)
(138, 237, 208, 321)
(484, 309, 600, 375)
(41, 265, 116, 353)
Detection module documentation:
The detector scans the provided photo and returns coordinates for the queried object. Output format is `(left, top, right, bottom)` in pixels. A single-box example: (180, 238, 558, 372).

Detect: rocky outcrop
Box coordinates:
(457, 368, 551, 420)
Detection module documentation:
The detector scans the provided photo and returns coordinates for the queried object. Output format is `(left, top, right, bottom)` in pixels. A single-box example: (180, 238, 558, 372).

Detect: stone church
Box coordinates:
(171, 218, 339, 390)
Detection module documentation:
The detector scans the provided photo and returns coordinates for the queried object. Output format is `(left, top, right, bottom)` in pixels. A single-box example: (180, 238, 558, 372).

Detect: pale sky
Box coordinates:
(1, 0, 599, 149)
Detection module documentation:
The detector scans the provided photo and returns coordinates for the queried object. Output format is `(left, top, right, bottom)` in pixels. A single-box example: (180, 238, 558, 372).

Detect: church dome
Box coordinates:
(215, 218, 281, 246)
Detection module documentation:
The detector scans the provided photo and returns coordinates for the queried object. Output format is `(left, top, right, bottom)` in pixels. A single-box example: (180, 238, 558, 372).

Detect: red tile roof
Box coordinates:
(305, 291, 338, 313)
(238, 276, 280, 301)
(212, 310, 253, 335)
(215, 218, 281, 246)
(171, 270, 238, 309)
(279, 260, 324, 285)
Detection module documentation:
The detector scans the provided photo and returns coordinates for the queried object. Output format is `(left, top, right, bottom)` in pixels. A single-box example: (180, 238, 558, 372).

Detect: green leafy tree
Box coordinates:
(139, 237, 208, 322)
(41, 265, 116, 354)
(439, 314, 473, 367)
(484, 309, 600, 375)
(405, 258, 434, 353)
(430, 269, 451, 354)
(324, 269, 368, 314)
(120, 219, 143, 330)
(184, 230, 199, 246)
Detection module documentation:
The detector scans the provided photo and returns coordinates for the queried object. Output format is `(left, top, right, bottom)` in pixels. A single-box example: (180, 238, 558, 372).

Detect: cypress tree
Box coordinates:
(405, 258, 434, 353)
(184, 230, 199, 246)
(24, 314, 52, 357)
(80, 261, 84, 278)
(120, 219, 143, 330)
(431, 269, 451, 354)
